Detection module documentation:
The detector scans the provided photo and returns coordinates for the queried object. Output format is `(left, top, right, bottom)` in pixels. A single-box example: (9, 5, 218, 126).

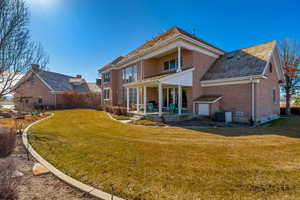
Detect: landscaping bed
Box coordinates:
(28, 109, 300, 200)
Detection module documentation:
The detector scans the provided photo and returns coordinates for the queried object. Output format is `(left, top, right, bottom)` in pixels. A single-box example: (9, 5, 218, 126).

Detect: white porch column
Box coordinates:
(177, 46, 182, 72)
(126, 88, 130, 112)
(136, 87, 140, 112)
(167, 88, 169, 107)
(158, 83, 163, 117)
(172, 88, 176, 104)
(178, 85, 182, 115)
(143, 86, 147, 114)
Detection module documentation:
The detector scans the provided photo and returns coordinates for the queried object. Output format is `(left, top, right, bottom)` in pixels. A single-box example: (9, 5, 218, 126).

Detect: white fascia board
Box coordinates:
(201, 75, 265, 84)
(201, 78, 261, 87)
(179, 35, 224, 55)
(116, 34, 222, 69)
(261, 42, 277, 76)
(33, 72, 54, 91)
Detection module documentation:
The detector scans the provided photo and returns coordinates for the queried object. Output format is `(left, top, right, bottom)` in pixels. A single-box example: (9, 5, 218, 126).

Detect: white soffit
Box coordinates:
(159, 68, 194, 86)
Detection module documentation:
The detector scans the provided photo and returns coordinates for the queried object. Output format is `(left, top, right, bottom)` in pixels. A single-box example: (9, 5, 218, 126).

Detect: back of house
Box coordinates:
(98, 26, 285, 123)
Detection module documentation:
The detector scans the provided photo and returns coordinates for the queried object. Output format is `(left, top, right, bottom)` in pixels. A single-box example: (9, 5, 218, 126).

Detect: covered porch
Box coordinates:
(124, 68, 194, 117)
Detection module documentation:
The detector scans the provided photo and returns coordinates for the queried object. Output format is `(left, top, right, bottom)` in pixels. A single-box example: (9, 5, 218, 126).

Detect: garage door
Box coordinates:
(198, 104, 209, 116)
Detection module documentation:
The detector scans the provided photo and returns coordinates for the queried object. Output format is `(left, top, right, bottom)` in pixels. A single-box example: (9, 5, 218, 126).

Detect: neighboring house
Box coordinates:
(99, 26, 285, 123)
(14, 64, 101, 110)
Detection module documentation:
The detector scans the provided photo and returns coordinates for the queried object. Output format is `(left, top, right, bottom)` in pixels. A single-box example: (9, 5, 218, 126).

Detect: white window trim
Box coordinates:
(103, 88, 110, 100)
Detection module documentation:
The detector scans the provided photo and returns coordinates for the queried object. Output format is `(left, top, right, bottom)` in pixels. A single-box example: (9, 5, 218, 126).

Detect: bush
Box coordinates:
(281, 107, 300, 115)
(0, 159, 18, 200)
(103, 105, 127, 116)
(0, 128, 16, 158)
(61, 92, 101, 109)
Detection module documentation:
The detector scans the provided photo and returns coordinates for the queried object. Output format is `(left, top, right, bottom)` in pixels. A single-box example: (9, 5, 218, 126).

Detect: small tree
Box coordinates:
(278, 38, 300, 115)
(0, 0, 49, 98)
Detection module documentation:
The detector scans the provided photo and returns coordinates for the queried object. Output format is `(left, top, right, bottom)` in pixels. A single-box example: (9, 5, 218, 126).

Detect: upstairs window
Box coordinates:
(102, 71, 111, 82)
(103, 88, 110, 100)
(122, 65, 137, 83)
(163, 57, 183, 72)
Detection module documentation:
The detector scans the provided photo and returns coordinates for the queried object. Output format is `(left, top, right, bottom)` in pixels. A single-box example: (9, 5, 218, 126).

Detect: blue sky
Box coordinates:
(27, 0, 300, 82)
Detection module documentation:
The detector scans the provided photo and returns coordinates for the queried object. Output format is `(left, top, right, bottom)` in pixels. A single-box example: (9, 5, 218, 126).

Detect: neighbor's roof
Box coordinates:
(201, 41, 276, 81)
(99, 26, 224, 72)
(87, 83, 101, 93)
(35, 70, 89, 92)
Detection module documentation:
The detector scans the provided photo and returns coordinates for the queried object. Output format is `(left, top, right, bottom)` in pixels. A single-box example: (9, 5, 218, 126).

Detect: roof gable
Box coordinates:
(99, 27, 224, 72)
(201, 41, 276, 81)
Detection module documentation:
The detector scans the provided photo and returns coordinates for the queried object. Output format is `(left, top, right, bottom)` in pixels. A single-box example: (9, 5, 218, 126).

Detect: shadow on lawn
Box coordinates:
(175, 116, 300, 139)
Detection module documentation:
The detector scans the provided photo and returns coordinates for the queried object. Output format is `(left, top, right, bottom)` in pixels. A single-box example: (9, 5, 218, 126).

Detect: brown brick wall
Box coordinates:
(14, 73, 55, 109)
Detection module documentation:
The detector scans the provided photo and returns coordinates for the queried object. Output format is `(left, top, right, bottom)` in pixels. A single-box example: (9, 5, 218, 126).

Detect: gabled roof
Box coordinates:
(99, 56, 124, 72)
(14, 68, 93, 93)
(124, 26, 224, 61)
(87, 83, 101, 93)
(99, 26, 224, 72)
(201, 41, 276, 81)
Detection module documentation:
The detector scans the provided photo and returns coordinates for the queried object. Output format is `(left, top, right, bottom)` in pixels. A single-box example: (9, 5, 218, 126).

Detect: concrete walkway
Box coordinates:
(22, 113, 125, 200)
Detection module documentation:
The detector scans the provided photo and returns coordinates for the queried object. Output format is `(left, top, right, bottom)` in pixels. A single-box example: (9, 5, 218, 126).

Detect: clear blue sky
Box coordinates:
(27, 0, 300, 82)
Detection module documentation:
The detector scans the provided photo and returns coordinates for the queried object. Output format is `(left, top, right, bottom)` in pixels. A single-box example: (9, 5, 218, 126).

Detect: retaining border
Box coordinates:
(22, 113, 125, 200)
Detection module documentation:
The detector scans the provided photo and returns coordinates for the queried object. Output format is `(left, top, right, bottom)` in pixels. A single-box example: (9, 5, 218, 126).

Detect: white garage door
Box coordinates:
(198, 104, 209, 116)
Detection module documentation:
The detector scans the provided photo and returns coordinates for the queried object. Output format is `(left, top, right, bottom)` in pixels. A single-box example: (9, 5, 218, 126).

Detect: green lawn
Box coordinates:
(28, 109, 300, 200)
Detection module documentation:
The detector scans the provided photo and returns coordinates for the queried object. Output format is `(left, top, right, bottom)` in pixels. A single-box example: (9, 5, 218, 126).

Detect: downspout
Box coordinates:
(251, 77, 255, 123)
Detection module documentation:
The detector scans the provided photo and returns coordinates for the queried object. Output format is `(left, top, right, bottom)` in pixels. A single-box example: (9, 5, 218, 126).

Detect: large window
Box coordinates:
(103, 88, 110, 100)
(122, 87, 137, 105)
(122, 65, 137, 83)
(163, 57, 183, 72)
(102, 71, 111, 82)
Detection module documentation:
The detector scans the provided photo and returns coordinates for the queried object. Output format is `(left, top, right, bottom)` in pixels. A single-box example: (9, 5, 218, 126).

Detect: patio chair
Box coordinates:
(167, 103, 177, 113)
(147, 103, 158, 112)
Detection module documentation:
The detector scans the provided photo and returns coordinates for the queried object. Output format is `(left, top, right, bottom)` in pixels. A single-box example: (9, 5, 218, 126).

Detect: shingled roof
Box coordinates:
(99, 26, 223, 72)
(201, 41, 276, 81)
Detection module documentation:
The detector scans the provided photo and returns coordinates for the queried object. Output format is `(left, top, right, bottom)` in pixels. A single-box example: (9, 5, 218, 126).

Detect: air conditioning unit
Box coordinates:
(225, 112, 232, 123)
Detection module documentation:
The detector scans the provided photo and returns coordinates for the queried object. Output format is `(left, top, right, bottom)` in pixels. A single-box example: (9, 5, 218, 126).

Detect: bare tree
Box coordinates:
(0, 0, 49, 97)
(278, 38, 300, 115)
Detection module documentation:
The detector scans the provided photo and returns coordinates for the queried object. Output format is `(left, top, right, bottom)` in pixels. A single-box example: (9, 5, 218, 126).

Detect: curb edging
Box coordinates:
(22, 113, 125, 200)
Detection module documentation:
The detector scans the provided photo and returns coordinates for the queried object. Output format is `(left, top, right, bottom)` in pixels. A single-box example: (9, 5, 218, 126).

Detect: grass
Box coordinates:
(28, 109, 300, 200)
(130, 119, 162, 126)
(111, 114, 131, 120)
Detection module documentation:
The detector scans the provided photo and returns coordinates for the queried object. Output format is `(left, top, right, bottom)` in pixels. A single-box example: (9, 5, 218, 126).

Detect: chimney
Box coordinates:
(96, 78, 102, 86)
(31, 64, 40, 71)
(76, 75, 82, 78)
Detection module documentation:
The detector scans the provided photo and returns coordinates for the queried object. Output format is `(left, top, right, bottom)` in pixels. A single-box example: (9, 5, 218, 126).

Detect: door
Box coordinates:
(198, 104, 209, 116)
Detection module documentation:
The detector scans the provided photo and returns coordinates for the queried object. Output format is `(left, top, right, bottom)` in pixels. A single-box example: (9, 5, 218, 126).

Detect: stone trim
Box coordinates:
(22, 113, 125, 200)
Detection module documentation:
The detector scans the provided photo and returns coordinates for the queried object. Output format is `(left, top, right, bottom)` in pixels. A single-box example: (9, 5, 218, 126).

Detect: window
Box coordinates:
(103, 88, 110, 100)
(122, 65, 137, 83)
(122, 87, 137, 105)
(38, 98, 43, 104)
(163, 57, 183, 71)
(102, 71, 111, 82)
(269, 63, 273, 73)
(272, 88, 276, 104)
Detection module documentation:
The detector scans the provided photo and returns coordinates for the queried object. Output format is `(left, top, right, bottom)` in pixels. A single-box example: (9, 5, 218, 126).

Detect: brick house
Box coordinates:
(99, 27, 285, 123)
(14, 65, 101, 110)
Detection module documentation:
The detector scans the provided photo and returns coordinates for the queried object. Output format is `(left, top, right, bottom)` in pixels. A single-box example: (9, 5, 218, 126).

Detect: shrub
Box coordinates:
(281, 107, 300, 115)
(0, 128, 16, 158)
(61, 92, 101, 109)
(0, 159, 18, 200)
(103, 105, 128, 116)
